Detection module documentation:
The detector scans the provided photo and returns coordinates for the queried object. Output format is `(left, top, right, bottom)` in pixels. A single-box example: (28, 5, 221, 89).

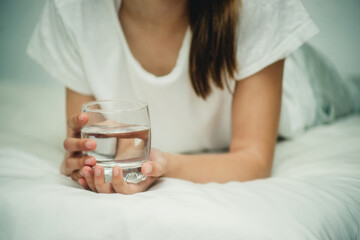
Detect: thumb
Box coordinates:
(142, 151, 167, 177)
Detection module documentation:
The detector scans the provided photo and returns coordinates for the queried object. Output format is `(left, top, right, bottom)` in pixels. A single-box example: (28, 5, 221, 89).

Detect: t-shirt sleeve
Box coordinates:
(234, 0, 319, 80)
(27, 0, 92, 95)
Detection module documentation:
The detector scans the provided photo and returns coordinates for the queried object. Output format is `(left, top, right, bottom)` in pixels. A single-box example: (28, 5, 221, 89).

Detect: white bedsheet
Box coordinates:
(1, 114, 360, 239)
(1, 80, 360, 239)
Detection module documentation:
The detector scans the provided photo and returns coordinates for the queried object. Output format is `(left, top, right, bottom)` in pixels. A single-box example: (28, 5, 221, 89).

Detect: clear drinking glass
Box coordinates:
(81, 100, 151, 183)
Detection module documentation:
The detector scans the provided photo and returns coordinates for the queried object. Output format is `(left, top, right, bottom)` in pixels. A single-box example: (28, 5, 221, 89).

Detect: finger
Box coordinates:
(82, 166, 97, 192)
(111, 167, 130, 194)
(68, 112, 88, 133)
(63, 138, 96, 153)
(70, 170, 82, 182)
(64, 156, 96, 175)
(93, 166, 115, 193)
(78, 177, 90, 190)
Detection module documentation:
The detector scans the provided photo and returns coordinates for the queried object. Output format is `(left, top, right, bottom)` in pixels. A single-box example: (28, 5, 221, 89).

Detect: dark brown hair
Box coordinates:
(189, 0, 240, 99)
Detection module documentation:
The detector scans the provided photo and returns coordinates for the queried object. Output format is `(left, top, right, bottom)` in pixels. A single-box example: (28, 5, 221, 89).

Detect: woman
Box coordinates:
(28, 0, 323, 194)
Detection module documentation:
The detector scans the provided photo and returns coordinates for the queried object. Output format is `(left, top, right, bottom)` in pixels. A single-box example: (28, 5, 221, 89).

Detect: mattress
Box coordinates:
(0, 80, 359, 239)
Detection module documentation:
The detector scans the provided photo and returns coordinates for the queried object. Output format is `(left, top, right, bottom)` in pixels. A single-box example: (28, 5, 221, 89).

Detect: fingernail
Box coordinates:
(85, 141, 94, 150)
(144, 165, 152, 174)
(83, 170, 90, 177)
(78, 113, 86, 122)
(84, 158, 93, 165)
(113, 167, 120, 176)
(94, 168, 101, 177)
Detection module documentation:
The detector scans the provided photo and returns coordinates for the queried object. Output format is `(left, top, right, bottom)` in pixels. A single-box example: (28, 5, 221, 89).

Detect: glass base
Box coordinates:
(103, 167, 147, 184)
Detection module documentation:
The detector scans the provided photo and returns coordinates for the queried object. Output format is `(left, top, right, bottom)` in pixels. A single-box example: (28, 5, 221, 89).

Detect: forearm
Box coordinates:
(163, 151, 272, 183)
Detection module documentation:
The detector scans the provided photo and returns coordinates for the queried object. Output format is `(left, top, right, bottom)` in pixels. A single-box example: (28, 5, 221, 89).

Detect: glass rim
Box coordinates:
(82, 99, 148, 113)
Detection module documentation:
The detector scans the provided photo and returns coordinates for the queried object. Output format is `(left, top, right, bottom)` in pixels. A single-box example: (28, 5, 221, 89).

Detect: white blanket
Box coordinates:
(1, 114, 359, 240)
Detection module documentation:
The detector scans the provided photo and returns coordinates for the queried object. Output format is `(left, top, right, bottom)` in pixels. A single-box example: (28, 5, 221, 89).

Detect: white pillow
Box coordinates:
(278, 43, 344, 138)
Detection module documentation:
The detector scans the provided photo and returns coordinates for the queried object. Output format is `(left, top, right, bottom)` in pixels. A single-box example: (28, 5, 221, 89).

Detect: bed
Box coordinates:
(0, 79, 359, 239)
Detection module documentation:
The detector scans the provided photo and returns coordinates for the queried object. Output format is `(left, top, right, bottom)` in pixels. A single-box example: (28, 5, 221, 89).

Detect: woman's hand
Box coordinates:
(61, 113, 97, 185)
(80, 149, 167, 194)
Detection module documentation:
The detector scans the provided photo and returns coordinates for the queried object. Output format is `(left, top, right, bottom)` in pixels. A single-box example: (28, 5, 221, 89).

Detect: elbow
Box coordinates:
(254, 161, 272, 180)
(244, 160, 272, 182)
(231, 151, 273, 182)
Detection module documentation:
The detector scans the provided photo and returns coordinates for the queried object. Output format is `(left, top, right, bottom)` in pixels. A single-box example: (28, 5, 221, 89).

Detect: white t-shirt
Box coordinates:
(28, 0, 319, 153)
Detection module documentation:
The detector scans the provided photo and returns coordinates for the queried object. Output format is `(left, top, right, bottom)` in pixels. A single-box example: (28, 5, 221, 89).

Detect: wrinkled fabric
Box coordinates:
(0, 115, 360, 240)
